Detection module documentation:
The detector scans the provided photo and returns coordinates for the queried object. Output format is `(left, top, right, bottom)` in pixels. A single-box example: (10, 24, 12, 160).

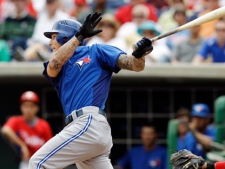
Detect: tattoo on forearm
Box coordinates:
(116, 54, 145, 71)
(49, 59, 61, 70)
(49, 37, 80, 71)
(116, 54, 132, 70)
(134, 57, 145, 69)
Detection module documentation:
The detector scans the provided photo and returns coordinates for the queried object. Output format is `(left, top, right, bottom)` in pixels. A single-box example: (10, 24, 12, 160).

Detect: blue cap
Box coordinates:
(191, 103, 210, 118)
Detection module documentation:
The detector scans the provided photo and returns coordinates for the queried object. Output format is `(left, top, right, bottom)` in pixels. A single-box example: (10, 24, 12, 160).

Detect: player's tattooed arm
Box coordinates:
(116, 54, 145, 72)
(47, 37, 80, 77)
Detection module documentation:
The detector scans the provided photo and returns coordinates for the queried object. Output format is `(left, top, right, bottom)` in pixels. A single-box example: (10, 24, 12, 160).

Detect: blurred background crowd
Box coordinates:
(0, 0, 225, 64)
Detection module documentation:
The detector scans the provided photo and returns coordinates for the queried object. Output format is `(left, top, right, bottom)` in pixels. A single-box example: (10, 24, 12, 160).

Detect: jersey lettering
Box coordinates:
(20, 130, 45, 146)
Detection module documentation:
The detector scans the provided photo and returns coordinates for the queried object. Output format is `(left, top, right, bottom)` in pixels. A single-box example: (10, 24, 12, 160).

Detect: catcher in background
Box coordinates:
(170, 149, 225, 169)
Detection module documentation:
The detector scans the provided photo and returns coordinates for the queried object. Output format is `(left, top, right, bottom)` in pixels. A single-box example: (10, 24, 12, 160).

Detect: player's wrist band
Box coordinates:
(215, 162, 225, 169)
(206, 162, 215, 169)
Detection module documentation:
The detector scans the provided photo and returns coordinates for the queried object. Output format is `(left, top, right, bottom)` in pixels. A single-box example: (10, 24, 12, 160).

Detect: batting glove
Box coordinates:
(132, 37, 153, 58)
(75, 12, 102, 42)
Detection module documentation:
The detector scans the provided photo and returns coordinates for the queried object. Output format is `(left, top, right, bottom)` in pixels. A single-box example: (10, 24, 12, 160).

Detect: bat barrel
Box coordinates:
(133, 6, 225, 49)
(151, 6, 225, 42)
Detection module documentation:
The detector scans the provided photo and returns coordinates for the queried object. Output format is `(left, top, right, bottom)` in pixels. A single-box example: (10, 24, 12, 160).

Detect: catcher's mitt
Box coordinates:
(170, 149, 205, 169)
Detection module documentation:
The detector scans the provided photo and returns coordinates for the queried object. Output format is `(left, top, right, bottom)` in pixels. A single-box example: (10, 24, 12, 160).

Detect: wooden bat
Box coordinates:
(133, 6, 225, 50)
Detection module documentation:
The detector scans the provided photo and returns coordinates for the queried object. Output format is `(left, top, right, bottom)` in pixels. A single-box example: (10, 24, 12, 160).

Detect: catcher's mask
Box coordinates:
(44, 19, 83, 45)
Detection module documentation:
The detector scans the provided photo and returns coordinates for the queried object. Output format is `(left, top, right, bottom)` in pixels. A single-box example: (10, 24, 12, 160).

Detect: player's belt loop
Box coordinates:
(76, 109, 83, 117)
(65, 114, 73, 125)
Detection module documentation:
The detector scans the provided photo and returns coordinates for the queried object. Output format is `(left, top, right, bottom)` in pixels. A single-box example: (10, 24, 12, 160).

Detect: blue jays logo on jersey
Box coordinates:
(149, 159, 161, 168)
(76, 55, 91, 70)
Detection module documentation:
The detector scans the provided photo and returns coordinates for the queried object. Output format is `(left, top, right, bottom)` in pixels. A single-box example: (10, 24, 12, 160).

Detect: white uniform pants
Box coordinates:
(28, 106, 113, 169)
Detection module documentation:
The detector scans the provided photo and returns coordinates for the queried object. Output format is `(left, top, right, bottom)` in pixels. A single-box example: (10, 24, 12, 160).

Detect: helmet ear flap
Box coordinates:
(56, 32, 84, 45)
(56, 32, 69, 44)
(63, 37, 69, 41)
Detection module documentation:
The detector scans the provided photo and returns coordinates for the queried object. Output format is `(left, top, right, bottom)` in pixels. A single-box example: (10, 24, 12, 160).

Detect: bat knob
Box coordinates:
(132, 44, 138, 51)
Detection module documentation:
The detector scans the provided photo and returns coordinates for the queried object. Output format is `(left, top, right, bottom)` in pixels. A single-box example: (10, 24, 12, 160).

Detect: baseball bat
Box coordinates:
(133, 6, 225, 50)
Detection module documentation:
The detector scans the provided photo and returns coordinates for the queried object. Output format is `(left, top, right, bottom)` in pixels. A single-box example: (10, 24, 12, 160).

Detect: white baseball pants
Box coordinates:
(28, 106, 113, 169)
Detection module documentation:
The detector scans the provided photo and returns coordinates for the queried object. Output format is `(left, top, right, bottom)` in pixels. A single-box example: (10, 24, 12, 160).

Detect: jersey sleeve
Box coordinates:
(95, 44, 126, 73)
(42, 61, 67, 97)
(3, 117, 19, 132)
(43, 61, 62, 86)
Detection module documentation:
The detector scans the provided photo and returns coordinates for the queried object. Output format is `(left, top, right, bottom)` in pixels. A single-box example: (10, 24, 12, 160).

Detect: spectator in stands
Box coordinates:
(78, 0, 115, 23)
(86, 13, 127, 51)
(59, 0, 75, 14)
(26, 0, 37, 18)
(220, 0, 225, 6)
(16, 0, 71, 61)
(193, 19, 225, 63)
(115, 0, 158, 25)
(0, 0, 36, 61)
(117, 122, 167, 169)
(136, 21, 172, 64)
(146, 0, 169, 16)
(29, 0, 46, 16)
(69, 0, 89, 21)
(116, 4, 150, 47)
(1, 91, 53, 169)
(197, 0, 220, 39)
(157, 0, 192, 33)
(171, 16, 204, 63)
(0, 0, 15, 23)
(184, 0, 205, 13)
(175, 107, 190, 123)
(165, 5, 190, 50)
(0, 40, 11, 62)
(177, 103, 216, 159)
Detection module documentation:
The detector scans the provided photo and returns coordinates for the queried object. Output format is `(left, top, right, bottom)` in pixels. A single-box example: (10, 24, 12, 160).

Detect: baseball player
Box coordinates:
(177, 103, 216, 159)
(118, 123, 167, 169)
(28, 12, 153, 169)
(1, 91, 53, 169)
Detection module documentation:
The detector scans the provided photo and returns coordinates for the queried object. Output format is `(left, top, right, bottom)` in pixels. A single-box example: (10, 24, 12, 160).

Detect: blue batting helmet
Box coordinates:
(44, 19, 82, 45)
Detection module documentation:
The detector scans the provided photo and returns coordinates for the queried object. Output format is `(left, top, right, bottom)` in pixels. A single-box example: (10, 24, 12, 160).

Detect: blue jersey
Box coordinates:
(198, 37, 225, 62)
(177, 134, 188, 151)
(43, 44, 125, 116)
(118, 145, 168, 169)
(177, 126, 216, 158)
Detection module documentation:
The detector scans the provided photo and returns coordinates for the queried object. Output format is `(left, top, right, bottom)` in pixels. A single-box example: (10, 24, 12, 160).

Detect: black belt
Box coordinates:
(65, 109, 106, 125)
